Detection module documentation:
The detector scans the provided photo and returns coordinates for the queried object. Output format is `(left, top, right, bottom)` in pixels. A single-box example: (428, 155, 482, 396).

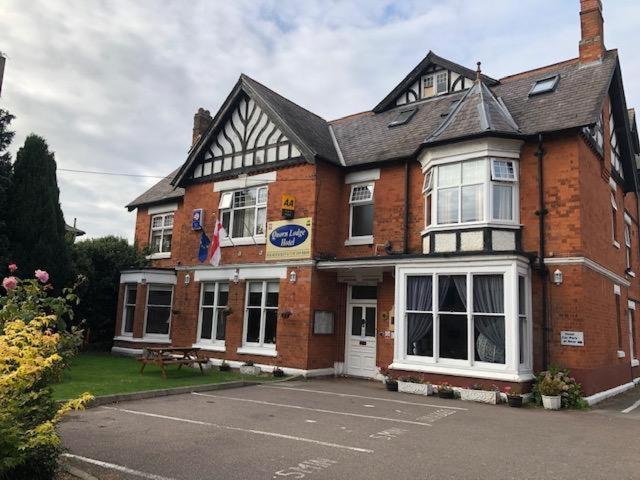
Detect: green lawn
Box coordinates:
(53, 352, 268, 401)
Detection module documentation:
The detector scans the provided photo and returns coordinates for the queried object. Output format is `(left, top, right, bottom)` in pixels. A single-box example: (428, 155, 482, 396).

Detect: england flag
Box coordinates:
(208, 219, 226, 266)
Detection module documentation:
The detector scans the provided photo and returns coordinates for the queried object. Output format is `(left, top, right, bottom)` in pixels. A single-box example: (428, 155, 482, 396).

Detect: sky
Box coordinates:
(1, 0, 639, 242)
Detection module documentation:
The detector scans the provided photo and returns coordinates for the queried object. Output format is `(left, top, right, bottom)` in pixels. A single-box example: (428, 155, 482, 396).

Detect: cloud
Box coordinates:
(1, 0, 638, 241)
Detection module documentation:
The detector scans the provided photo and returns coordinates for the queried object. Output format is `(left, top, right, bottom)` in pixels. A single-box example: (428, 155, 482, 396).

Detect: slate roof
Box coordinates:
(128, 50, 621, 208)
(126, 169, 184, 211)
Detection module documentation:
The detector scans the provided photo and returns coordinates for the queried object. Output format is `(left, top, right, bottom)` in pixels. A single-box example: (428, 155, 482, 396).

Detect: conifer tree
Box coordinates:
(8, 134, 71, 287)
(0, 108, 14, 268)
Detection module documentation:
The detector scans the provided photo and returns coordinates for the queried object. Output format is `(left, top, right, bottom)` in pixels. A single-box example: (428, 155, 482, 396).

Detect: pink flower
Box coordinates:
(34, 269, 49, 284)
(2, 276, 17, 291)
(8, 263, 17, 273)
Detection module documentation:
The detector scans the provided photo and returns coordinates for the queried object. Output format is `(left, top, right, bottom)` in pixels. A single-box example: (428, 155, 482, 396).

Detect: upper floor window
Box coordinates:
(624, 215, 633, 272)
(219, 186, 267, 240)
(609, 110, 624, 178)
(426, 158, 517, 228)
(150, 213, 173, 254)
(349, 183, 374, 240)
(422, 71, 448, 98)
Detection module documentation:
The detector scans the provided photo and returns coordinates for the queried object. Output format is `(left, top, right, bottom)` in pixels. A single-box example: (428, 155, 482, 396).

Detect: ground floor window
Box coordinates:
(198, 282, 229, 343)
(145, 285, 173, 336)
(244, 280, 279, 347)
(629, 303, 637, 360)
(398, 261, 531, 377)
(122, 284, 137, 335)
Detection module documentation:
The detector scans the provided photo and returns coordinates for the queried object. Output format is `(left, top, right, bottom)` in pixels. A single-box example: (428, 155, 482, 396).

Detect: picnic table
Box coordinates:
(138, 347, 207, 379)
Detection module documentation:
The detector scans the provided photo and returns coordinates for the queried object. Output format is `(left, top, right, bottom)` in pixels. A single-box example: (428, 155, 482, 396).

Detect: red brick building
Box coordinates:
(114, 0, 640, 402)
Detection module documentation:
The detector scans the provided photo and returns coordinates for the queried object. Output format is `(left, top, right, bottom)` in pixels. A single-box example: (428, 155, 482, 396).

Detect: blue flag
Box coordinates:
(198, 230, 211, 263)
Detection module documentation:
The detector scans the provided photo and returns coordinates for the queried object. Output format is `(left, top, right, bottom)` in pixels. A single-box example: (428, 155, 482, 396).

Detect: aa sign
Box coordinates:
(281, 194, 295, 219)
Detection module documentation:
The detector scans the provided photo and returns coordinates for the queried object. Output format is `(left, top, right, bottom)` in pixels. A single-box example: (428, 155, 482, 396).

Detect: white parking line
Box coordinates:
(62, 453, 177, 480)
(102, 406, 373, 454)
(621, 398, 640, 414)
(259, 385, 468, 411)
(192, 392, 432, 426)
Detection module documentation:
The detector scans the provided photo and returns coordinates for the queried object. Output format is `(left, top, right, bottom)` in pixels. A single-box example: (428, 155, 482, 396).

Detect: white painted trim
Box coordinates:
(613, 240, 621, 249)
(194, 265, 287, 282)
(329, 125, 346, 167)
(631, 359, 639, 367)
(141, 336, 172, 344)
(617, 350, 626, 358)
(147, 203, 178, 215)
(624, 212, 632, 224)
(389, 361, 534, 382)
(221, 235, 266, 247)
(213, 171, 277, 192)
(318, 254, 528, 270)
(113, 336, 143, 343)
(344, 236, 374, 246)
(177, 260, 314, 271)
(609, 177, 617, 191)
(584, 380, 637, 406)
(192, 343, 226, 352)
(419, 137, 524, 170)
(120, 271, 176, 285)
(423, 222, 521, 234)
(206, 357, 334, 377)
(345, 169, 380, 184)
(544, 257, 631, 287)
(236, 346, 278, 357)
(614, 284, 621, 295)
(146, 252, 171, 260)
(628, 300, 636, 310)
(111, 346, 144, 356)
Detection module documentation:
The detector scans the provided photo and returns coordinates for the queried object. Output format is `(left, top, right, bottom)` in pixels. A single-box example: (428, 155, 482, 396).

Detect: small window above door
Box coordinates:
(351, 285, 377, 300)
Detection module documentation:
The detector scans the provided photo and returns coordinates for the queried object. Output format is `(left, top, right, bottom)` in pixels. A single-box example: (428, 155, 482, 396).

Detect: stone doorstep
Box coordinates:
(63, 374, 302, 409)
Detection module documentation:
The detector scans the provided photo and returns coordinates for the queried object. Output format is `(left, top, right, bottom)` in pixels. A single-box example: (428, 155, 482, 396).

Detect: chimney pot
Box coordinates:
(192, 107, 212, 146)
(579, 0, 605, 63)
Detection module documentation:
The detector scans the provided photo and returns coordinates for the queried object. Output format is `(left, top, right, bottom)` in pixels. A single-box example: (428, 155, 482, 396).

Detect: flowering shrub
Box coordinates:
(0, 265, 92, 479)
(533, 366, 588, 409)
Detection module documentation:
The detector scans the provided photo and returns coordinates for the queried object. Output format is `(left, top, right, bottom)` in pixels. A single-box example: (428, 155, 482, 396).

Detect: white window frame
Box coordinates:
(346, 182, 374, 245)
(609, 108, 624, 179)
(392, 259, 533, 381)
(143, 284, 174, 340)
(425, 158, 519, 230)
(611, 187, 620, 248)
(219, 186, 268, 246)
(628, 301, 638, 365)
(149, 212, 174, 259)
(435, 71, 448, 95)
(239, 280, 279, 356)
(121, 284, 137, 336)
(624, 215, 633, 273)
(195, 282, 229, 350)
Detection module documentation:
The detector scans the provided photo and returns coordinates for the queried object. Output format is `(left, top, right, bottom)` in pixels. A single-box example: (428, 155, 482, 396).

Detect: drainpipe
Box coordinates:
(535, 133, 550, 370)
(403, 159, 410, 254)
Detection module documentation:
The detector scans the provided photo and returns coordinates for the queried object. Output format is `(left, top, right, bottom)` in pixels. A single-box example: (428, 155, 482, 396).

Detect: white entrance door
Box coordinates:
(346, 301, 377, 378)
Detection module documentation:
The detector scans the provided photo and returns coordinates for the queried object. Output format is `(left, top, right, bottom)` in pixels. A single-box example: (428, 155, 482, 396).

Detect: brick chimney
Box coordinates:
(192, 107, 212, 145)
(579, 0, 605, 63)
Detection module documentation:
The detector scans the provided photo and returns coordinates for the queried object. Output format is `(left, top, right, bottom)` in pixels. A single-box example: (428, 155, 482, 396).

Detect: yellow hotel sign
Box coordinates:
(265, 217, 312, 260)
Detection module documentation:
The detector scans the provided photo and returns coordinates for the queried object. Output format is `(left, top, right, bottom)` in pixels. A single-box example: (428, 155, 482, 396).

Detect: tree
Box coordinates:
(72, 236, 147, 346)
(0, 109, 15, 268)
(8, 134, 71, 288)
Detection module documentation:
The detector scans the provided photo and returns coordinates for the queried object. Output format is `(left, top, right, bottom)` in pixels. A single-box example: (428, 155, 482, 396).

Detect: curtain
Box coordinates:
(473, 275, 505, 363)
(407, 276, 433, 355)
(492, 184, 513, 220)
(438, 275, 451, 307)
(453, 276, 467, 309)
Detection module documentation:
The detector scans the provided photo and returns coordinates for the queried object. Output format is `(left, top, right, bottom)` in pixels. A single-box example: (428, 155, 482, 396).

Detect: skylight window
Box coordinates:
(528, 75, 559, 96)
(388, 108, 417, 127)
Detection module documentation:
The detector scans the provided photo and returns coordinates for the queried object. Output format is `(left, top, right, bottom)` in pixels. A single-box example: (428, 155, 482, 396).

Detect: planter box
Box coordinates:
(240, 365, 261, 376)
(398, 381, 433, 396)
(460, 388, 501, 404)
(542, 395, 561, 410)
(507, 395, 523, 408)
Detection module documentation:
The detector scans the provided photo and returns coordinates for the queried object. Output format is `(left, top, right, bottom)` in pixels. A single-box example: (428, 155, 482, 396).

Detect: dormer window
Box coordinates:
(422, 71, 448, 98)
(389, 108, 417, 128)
(436, 71, 448, 95)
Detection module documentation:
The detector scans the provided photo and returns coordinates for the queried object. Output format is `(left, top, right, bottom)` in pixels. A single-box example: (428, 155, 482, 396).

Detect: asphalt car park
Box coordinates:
(60, 378, 640, 480)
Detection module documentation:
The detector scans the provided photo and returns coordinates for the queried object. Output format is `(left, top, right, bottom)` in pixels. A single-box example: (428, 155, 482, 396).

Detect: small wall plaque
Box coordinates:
(313, 310, 334, 335)
(561, 331, 584, 347)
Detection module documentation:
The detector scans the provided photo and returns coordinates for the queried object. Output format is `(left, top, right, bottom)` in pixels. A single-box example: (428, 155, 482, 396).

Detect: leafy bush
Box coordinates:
(533, 366, 588, 409)
(0, 266, 92, 479)
(399, 376, 423, 383)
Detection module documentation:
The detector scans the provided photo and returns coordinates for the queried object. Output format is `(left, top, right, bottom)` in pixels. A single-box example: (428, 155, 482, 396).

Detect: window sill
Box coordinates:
(146, 252, 171, 260)
(390, 360, 534, 382)
(113, 335, 138, 342)
(632, 359, 640, 367)
(221, 236, 266, 247)
(613, 241, 621, 249)
(237, 346, 277, 357)
(192, 342, 226, 352)
(344, 236, 374, 246)
(617, 350, 626, 358)
(422, 222, 521, 235)
(141, 336, 172, 344)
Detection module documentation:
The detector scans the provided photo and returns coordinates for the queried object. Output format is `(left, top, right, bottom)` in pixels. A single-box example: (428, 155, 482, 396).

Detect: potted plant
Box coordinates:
(218, 360, 231, 372)
(460, 383, 501, 405)
(240, 361, 261, 376)
(538, 373, 563, 410)
(273, 367, 285, 378)
(437, 382, 455, 399)
(380, 367, 398, 392)
(397, 376, 433, 396)
(504, 386, 523, 408)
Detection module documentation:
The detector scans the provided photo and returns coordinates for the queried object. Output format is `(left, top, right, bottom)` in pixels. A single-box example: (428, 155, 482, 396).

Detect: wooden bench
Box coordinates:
(138, 347, 207, 379)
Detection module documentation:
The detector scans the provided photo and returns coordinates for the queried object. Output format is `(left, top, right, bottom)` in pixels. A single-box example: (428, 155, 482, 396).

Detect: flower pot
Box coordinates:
(438, 389, 455, 399)
(460, 388, 500, 405)
(542, 395, 562, 410)
(385, 381, 398, 392)
(218, 364, 231, 372)
(398, 381, 433, 396)
(507, 395, 523, 408)
(240, 365, 261, 376)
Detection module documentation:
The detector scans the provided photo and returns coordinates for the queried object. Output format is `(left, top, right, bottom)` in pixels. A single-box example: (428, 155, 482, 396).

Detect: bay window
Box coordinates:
(243, 281, 279, 349)
(198, 282, 229, 344)
(425, 158, 517, 227)
(144, 285, 173, 337)
(150, 213, 173, 254)
(219, 186, 267, 240)
(349, 183, 374, 240)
